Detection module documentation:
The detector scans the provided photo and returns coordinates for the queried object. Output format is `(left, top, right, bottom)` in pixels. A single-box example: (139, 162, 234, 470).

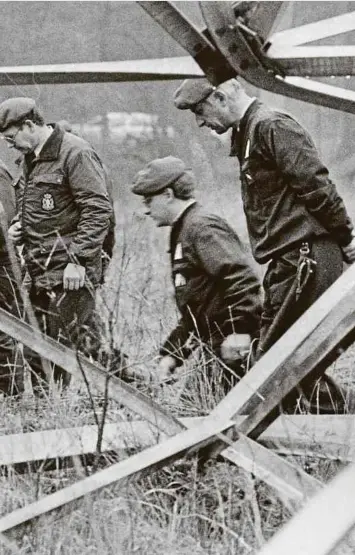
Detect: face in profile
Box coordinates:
(193, 92, 233, 135)
(2, 121, 35, 154)
(143, 189, 172, 227)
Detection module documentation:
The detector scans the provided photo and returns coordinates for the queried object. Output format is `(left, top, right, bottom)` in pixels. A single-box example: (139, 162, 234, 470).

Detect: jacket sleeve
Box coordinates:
(260, 117, 354, 246)
(65, 149, 113, 263)
(0, 163, 16, 250)
(193, 219, 262, 335)
(160, 217, 262, 363)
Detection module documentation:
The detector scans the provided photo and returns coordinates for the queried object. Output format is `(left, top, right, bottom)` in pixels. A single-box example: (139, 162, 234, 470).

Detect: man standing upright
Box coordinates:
(174, 78, 355, 412)
(0, 97, 113, 390)
(132, 156, 262, 389)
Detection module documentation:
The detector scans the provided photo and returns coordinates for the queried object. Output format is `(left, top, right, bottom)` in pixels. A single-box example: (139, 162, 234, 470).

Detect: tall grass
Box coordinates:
(0, 144, 354, 554)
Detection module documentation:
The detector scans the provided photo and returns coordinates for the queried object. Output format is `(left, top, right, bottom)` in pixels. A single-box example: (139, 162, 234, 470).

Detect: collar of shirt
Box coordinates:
(172, 199, 197, 226)
(34, 125, 54, 158)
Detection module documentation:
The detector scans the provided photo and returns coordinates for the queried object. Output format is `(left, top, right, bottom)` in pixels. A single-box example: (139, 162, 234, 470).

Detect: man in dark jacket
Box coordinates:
(132, 156, 262, 387)
(0, 97, 113, 390)
(0, 161, 23, 394)
(174, 77, 355, 412)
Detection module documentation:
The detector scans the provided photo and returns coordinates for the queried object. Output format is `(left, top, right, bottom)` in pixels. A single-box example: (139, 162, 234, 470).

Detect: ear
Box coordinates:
(212, 90, 227, 106)
(24, 120, 36, 131)
(164, 187, 175, 201)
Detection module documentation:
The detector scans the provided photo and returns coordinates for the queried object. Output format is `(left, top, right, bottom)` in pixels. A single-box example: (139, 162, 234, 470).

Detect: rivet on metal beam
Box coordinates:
(228, 44, 239, 54)
(215, 27, 227, 37)
(240, 60, 249, 71)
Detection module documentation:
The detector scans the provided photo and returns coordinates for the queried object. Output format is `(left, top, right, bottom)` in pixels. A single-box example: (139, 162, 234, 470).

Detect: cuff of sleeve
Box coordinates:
(222, 318, 256, 337)
(159, 344, 187, 367)
(68, 250, 87, 267)
(336, 226, 354, 247)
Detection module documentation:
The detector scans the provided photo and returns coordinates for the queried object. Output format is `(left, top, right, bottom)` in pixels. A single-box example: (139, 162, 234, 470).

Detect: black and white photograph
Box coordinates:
(0, 2, 355, 553)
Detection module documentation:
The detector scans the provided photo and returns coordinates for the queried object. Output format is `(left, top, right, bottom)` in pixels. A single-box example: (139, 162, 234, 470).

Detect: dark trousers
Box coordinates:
(257, 235, 350, 413)
(26, 286, 99, 391)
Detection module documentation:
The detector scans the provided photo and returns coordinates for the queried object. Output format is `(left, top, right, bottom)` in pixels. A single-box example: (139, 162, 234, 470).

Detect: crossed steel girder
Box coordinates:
(199, 1, 355, 114)
(2, 258, 355, 542)
(0, 57, 205, 85)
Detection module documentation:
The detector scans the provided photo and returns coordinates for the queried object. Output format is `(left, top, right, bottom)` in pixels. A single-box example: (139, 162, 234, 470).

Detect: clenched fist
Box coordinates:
(63, 262, 86, 290)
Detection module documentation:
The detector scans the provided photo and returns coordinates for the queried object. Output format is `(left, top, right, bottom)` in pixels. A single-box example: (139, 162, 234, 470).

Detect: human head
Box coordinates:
(174, 77, 251, 134)
(57, 119, 73, 133)
(0, 97, 46, 153)
(131, 156, 195, 227)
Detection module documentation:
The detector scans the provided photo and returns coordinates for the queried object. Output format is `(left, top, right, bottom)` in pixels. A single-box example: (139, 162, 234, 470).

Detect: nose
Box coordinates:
(195, 114, 205, 128)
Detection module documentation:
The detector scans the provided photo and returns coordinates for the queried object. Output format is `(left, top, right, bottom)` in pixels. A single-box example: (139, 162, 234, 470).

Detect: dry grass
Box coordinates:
(0, 154, 355, 554)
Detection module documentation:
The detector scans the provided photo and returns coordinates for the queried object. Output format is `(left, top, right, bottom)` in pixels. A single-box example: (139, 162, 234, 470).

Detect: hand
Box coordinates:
(8, 221, 23, 245)
(220, 333, 251, 364)
(342, 237, 355, 264)
(154, 355, 178, 384)
(63, 262, 86, 290)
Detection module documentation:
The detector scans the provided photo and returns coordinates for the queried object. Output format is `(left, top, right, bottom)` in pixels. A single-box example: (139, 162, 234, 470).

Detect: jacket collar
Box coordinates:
(169, 201, 198, 252)
(35, 123, 65, 161)
(230, 98, 260, 157)
(15, 123, 65, 166)
(172, 199, 197, 226)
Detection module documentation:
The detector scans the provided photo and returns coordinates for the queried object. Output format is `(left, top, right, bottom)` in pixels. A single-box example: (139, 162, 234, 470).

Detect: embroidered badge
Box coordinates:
(175, 273, 186, 287)
(41, 193, 55, 211)
(174, 242, 183, 260)
(244, 138, 251, 160)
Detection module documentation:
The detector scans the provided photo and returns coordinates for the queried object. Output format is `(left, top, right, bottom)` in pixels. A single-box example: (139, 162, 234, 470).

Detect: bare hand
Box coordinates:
(154, 355, 178, 384)
(220, 333, 251, 364)
(63, 262, 86, 290)
(8, 221, 23, 245)
(342, 237, 355, 264)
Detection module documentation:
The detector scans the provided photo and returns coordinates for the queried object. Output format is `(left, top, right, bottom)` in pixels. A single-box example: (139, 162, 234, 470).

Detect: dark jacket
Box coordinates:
(0, 161, 16, 260)
(231, 100, 353, 264)
(13, 124, 113, 289)
(160, 202, 262, 362)
(55, 122, 116, 263)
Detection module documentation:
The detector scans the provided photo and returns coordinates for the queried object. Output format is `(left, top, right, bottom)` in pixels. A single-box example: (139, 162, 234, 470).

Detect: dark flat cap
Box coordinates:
(0, 97, 36, 132)
(174, 78, 216, 110)
(132, 156, 187, 196)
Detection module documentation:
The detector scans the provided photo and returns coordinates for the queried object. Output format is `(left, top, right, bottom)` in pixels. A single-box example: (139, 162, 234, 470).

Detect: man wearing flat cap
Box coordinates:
(174, 77, 355, 412)
(132, 155, 262, 388)
(0, 96, 116, 391)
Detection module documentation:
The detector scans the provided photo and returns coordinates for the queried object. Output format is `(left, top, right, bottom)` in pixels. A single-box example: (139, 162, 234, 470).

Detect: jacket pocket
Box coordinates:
(31, 173, 65, 217)
(33, 173, 64, 186)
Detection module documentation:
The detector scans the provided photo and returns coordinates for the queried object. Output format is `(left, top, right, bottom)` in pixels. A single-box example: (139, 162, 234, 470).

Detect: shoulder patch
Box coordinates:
(174, 242, 183, 260)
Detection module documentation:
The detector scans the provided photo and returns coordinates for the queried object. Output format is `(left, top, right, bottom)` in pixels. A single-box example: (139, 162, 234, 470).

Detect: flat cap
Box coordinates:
(174, 78, 216, 110)
(132, 156, 187, 196)
(0, 97, 36, 132)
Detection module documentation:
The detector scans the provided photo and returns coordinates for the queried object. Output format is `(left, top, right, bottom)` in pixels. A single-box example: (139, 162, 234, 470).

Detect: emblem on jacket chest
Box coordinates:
(41, 193, 55, 211)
